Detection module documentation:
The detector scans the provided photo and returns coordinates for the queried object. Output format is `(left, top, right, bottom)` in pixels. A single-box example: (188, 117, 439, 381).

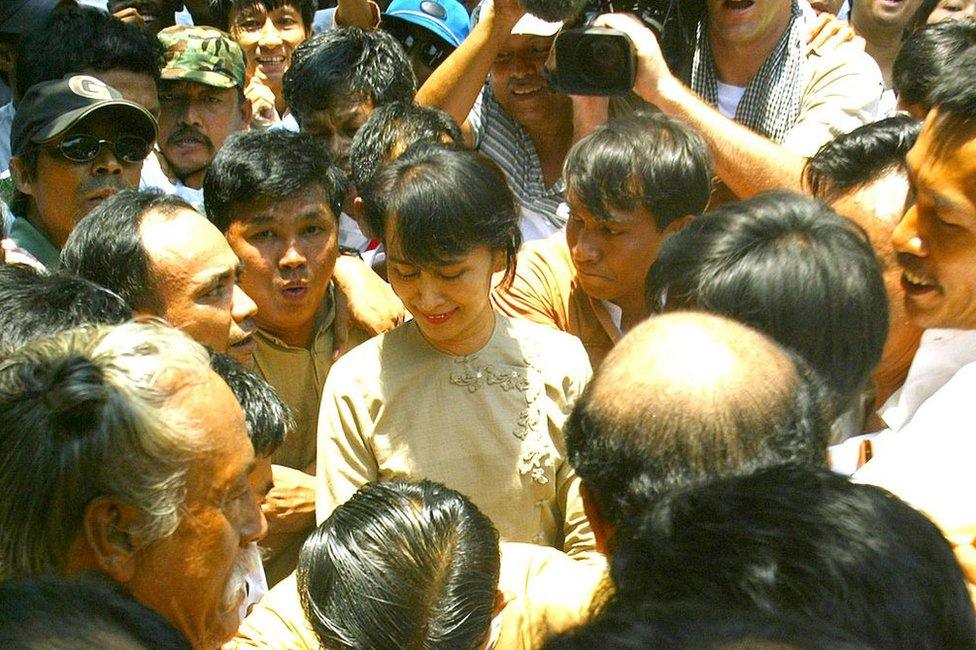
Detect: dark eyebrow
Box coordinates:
(242, 215, 276, 227)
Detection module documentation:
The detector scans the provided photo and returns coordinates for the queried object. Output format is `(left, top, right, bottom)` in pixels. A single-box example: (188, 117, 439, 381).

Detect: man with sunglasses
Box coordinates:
(6, 75, 155, 270)
(381, 0, 470, 85)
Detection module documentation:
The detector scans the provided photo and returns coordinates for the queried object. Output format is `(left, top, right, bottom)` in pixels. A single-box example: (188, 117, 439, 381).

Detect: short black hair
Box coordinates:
(349, 101, 462, 195)
(61, 189, 193, 313)
(210, 352, 291, 458)
(929, 43, 976, 122)
(893, 19, 976, 112)
(564, 112, 713, 230)
(211, 0, 317, 31)
(15, 3, 162, 98)
(608, 464, 976, 649)
(545, 602, 872, 650)
(0, 265, 132, 356)
(283, 28, 416, 124)
(646, 191, 889, 418)
(804, 115, 921, 204)
(204, 129, 348, 232)
(362, 141, 521, 285)
(299, 480, 500, 650)
(0, 573, 190, 649)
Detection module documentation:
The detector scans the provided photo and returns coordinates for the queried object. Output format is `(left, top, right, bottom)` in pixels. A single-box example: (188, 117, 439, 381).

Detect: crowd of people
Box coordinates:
(0, 0, 975, 647)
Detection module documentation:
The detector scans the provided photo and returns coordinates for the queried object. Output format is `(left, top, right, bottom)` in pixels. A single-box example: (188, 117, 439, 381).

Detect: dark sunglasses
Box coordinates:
(385, 21, 456, 69)
(47, 134, 151, 164)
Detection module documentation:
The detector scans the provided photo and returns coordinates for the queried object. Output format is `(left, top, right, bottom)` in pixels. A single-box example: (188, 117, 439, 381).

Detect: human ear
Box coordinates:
(0, 43, 15, 76)
(580, 482, 614, 556)
(491, 248, 508, 274)
(662, 214, 695, 236)
(9, 156, 34, 197)
(81, 496, 145, 583)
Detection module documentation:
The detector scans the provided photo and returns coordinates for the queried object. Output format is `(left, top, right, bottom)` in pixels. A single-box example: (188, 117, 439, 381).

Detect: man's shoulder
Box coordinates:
(517, 234, 575, 280)
(802, 37, 883, 91)
(496, 542, 607, 649)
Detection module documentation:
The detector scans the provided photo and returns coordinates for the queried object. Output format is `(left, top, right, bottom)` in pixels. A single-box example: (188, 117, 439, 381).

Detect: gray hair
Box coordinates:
(0, 321, 213, 579)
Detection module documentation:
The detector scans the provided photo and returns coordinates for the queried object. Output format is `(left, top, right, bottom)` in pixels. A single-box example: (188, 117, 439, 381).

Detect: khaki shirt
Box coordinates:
(252, 283, 368, 584)
(492, 234, 620, 369)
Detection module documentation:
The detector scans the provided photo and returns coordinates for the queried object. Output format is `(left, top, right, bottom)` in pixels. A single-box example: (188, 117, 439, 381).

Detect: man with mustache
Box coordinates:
(6, 74, 156, 269)
(153, 26, 251, 211)
(0, 321, 267, 649)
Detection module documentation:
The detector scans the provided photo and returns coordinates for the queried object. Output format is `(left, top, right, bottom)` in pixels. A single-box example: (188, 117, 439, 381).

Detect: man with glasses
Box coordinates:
(381, 0, 470, 84)
(6, 74, 156, 269)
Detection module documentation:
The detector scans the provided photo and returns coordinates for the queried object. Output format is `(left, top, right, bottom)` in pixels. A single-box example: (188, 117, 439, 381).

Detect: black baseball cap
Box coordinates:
(0, 0, 59, 36)
(10, 75, 158, 158)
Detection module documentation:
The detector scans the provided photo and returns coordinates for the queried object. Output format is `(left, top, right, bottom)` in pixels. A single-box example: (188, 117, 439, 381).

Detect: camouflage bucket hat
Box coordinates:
(157, 25, 246, 89)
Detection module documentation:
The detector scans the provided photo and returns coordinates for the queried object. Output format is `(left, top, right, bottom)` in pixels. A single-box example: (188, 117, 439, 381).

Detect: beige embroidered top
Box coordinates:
(316, 314, 596, 558)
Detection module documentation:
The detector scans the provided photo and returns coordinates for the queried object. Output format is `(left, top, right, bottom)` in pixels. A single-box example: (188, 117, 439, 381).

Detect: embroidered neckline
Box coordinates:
(448, 351, 553, 485)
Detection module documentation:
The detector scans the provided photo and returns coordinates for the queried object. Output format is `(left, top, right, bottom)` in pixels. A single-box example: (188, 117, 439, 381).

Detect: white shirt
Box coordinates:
(0, 101, 15, 174)
(716, 81, 747, 119)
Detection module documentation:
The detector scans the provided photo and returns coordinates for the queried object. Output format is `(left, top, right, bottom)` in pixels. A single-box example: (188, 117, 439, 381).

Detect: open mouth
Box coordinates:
(511, 84, 544, 97)
(421, 309, 457, 325)
(900, 268, 940, 295)
(723, 0, 756, 10)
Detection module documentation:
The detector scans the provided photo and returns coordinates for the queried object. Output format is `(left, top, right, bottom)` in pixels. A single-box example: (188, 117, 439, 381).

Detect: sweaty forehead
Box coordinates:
(140, 208, 238, 273)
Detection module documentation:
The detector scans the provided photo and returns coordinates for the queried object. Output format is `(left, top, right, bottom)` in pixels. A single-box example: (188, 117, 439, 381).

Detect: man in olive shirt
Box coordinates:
(205, 128, 398, 583)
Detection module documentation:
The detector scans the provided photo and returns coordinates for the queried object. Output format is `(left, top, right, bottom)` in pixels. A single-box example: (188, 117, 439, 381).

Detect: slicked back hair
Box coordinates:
(804, 115, 921, 204)
(298, 480, 500, 650)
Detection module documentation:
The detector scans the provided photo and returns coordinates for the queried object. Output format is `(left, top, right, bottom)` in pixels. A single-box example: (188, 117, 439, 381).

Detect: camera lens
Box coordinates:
(576, 35, 627, 88)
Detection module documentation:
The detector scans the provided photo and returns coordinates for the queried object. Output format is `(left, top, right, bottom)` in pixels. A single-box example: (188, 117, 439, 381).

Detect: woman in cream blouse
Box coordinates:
(316, 143, 595, 558)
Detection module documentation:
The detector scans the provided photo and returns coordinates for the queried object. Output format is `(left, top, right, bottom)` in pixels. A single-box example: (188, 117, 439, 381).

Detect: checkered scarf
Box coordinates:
(690, 0, 806, 143)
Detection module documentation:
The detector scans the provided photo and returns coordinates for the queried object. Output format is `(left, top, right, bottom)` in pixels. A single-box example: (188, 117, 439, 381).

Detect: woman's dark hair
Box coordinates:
(298, 480, 501, 650)
(362, 141, 522, 285)
(646, 191, 888, 419)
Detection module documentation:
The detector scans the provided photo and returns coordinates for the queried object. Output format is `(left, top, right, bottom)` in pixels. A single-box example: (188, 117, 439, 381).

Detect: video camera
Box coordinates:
(548, 0, 704, 96)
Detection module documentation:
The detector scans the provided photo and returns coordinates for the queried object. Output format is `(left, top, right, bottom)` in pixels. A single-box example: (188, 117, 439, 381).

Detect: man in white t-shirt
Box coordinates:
(594, 0, 883, 203)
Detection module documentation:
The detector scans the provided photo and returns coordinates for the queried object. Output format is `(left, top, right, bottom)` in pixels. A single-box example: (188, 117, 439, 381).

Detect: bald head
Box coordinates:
(565, 312, 829, 541)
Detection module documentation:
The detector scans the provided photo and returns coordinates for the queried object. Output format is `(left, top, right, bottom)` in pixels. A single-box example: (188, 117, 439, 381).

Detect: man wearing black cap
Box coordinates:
(6, 74, 157, 269)
(0, 0, 59, 171)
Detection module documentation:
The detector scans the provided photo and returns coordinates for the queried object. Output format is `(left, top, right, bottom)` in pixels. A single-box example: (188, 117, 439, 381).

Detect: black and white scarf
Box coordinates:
(690, 0, 806, 143)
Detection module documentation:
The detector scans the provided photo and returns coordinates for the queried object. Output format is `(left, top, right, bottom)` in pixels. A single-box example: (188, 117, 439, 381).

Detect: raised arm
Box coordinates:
(414, 0, 525, 142)
(593, 13, 879, 200)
